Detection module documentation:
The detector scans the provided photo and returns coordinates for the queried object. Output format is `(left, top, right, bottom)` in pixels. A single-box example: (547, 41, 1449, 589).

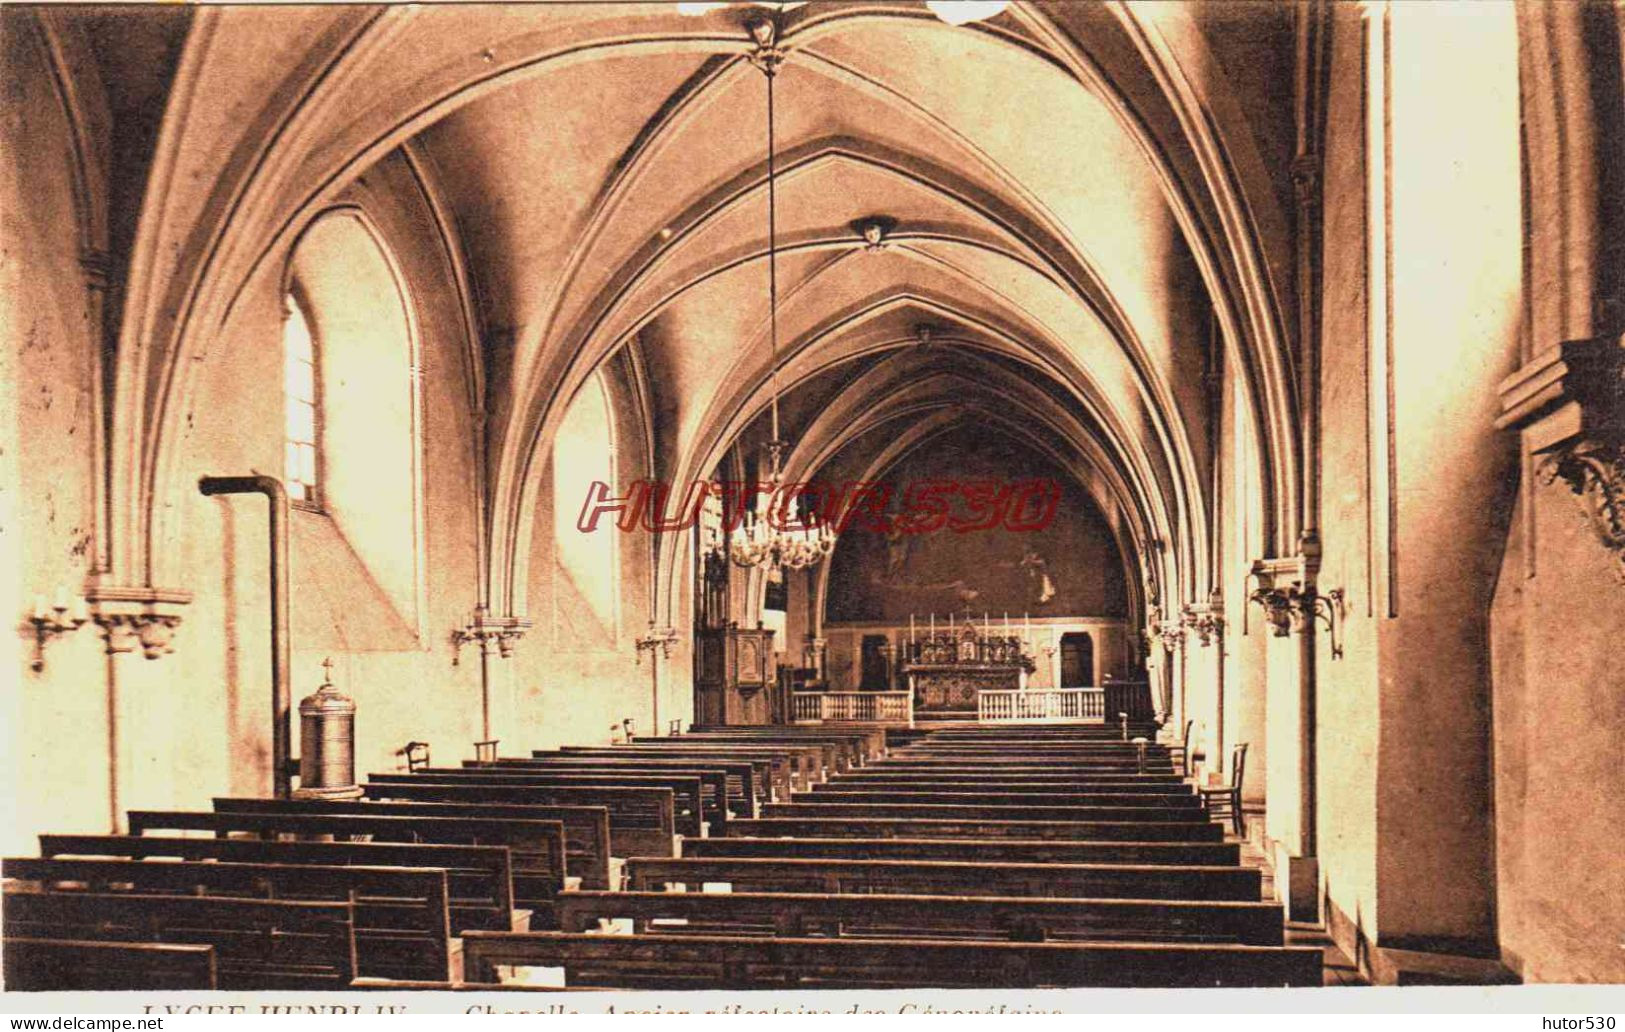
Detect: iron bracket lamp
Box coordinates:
(28, 598, 86, 673)
(635, 622, 681, 664)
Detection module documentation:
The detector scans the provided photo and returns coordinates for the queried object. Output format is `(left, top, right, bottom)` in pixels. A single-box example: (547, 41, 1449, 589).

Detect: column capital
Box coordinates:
(1498, 334, 1625, 580)
(85, 581, 193, 659)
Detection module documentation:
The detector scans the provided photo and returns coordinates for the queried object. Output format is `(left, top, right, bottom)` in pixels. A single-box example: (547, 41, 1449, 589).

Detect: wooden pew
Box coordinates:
(829, 775, 1189, 791)
(2, 938, 218, 991)
(556, 746, 818, 794)
(487, 758, 760, 813)
(4, 856, 452, 981)
(400, 768, 728, 829)
(679, 836, 1242, 867)
(3, 890, 356, 990)
(125, 809, 564, 918)
(213, 796, 611, 890)
(555, 890, 1282, 944)
(461, 931, 1323, 988)
(357, 782, 676, 858)
(875, 758, 1177, 772)
(792, 789, 1202, 809)
(760, 801, 1214, 823)
(723, 817, 1226, 842)
(539, 747, 796, 799)
(602, 740, 829, 782)
(682, 727, 886, 764)
(653, 734, 854, 774)
(40, 834, 516, 934)
(624, 856, 1262, 900)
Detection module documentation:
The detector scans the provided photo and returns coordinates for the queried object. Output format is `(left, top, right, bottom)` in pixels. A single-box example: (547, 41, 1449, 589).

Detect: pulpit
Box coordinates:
(694, 623, 776, 725)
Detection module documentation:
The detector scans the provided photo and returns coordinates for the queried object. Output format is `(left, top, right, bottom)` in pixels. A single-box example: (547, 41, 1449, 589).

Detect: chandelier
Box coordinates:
(708, 14, 836, 572)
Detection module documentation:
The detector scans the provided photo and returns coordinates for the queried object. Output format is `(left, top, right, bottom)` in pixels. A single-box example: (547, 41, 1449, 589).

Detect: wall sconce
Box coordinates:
(635, 622, 680, 664)
(28, 594, 87, 672)
(1314, 588, 1346, 660)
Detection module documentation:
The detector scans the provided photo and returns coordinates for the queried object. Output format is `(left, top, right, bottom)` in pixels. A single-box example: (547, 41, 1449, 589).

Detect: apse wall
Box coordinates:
(822, 429, 1130, 624)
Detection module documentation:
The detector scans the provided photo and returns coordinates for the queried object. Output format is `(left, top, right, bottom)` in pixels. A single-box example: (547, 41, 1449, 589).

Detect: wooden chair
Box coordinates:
(1166, 720, 1196, 778)
(1199, 743, 1248, 836)
(403, 741, 432, 772)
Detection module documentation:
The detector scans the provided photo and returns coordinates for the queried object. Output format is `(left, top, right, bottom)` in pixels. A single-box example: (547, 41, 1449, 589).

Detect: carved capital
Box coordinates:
(1181, 604, 1224, 648)
(85, 583, 191, 659)
(1538, 439, 1625, 582)
(1499, 334, 1625, 579)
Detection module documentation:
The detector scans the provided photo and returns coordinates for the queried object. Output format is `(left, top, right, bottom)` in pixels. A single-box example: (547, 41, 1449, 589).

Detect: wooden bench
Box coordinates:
(679, 836, 1241, 867)
(624, 856, 1261, 900)
(2, 937, 218, 990)
(4, 856, 452, 981)
(357, 782, 675, 858)
(760, 801, 1214, 824)
(461, 930, 1323, 988)
(875, 759, 1177, 772)
(40, 833, 516, 934)
(487, 758, 760, 813)
(3, 890, 356, 990)
(555, 889, 1281, 944)
(831, 775, 1189, 791)
(680, 728, 885, 766)
(213, 796, 611, 890)
(723, 817, 1226, 842)
(125, 809, 564, 917)
(653, 734, 852, 774)
(795, 789, 1202, 809)
(555, 746, 818, 794)
(402, 768, 730, 829)
(686, 724, 887, 756)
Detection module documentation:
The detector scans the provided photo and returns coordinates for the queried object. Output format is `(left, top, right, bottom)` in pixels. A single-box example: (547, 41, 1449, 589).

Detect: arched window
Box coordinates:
(282, 294, 321, 505)
(284, 208, 425, 642)
(554, 370, 619, 642)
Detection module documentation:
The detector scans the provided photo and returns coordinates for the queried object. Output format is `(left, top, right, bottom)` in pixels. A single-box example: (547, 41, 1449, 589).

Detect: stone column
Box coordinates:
(1249, 551, 1322, 921)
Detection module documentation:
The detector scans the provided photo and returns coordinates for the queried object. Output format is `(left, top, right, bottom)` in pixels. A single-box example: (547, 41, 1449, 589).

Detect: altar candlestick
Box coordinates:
(950, 612, 955, 631)
(1024, 612, 1030, 642)
(909, 615, 915, 644)
(1004, 612, 1009, 634)
(929, 613, 935, 637)
(984, 612, 989, 634)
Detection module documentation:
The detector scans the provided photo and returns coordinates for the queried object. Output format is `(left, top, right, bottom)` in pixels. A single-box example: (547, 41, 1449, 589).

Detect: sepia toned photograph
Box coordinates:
(1, 0, 1622, 1008)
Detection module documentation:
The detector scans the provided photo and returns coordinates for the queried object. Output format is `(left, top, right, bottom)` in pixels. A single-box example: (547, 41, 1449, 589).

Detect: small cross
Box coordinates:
(321, 657, 335, 684)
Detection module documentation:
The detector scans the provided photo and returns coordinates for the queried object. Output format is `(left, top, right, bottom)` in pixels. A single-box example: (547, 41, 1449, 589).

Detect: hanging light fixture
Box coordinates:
(709, 14, 836, 573)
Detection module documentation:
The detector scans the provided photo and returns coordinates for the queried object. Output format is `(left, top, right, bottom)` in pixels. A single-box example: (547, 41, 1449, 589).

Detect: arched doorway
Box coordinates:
(1060, 632, 1094, 688)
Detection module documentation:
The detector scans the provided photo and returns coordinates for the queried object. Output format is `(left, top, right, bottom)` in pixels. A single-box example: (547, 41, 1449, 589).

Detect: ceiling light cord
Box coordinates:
(765, 50, 781, 460)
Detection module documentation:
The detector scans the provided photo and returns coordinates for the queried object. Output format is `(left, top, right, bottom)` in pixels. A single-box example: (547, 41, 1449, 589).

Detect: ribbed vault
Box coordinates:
(107, 0, 1296, 635)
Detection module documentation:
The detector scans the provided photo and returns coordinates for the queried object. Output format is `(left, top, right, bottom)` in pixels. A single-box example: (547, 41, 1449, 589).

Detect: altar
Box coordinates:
(903, 623, 1029, 713)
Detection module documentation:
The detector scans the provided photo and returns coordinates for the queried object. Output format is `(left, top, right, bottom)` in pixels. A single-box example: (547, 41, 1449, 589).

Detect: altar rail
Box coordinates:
(978, 688, 1106, 724)
(791, 692, 915, 726)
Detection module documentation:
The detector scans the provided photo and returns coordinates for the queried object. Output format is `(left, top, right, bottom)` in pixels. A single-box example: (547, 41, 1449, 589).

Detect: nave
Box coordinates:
(2, 724, 1335, 991)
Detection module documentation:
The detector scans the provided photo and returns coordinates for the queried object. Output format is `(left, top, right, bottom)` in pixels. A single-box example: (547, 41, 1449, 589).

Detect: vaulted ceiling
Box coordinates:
(67, 0, 1302, 615)
(396, 1, 1295, 611)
